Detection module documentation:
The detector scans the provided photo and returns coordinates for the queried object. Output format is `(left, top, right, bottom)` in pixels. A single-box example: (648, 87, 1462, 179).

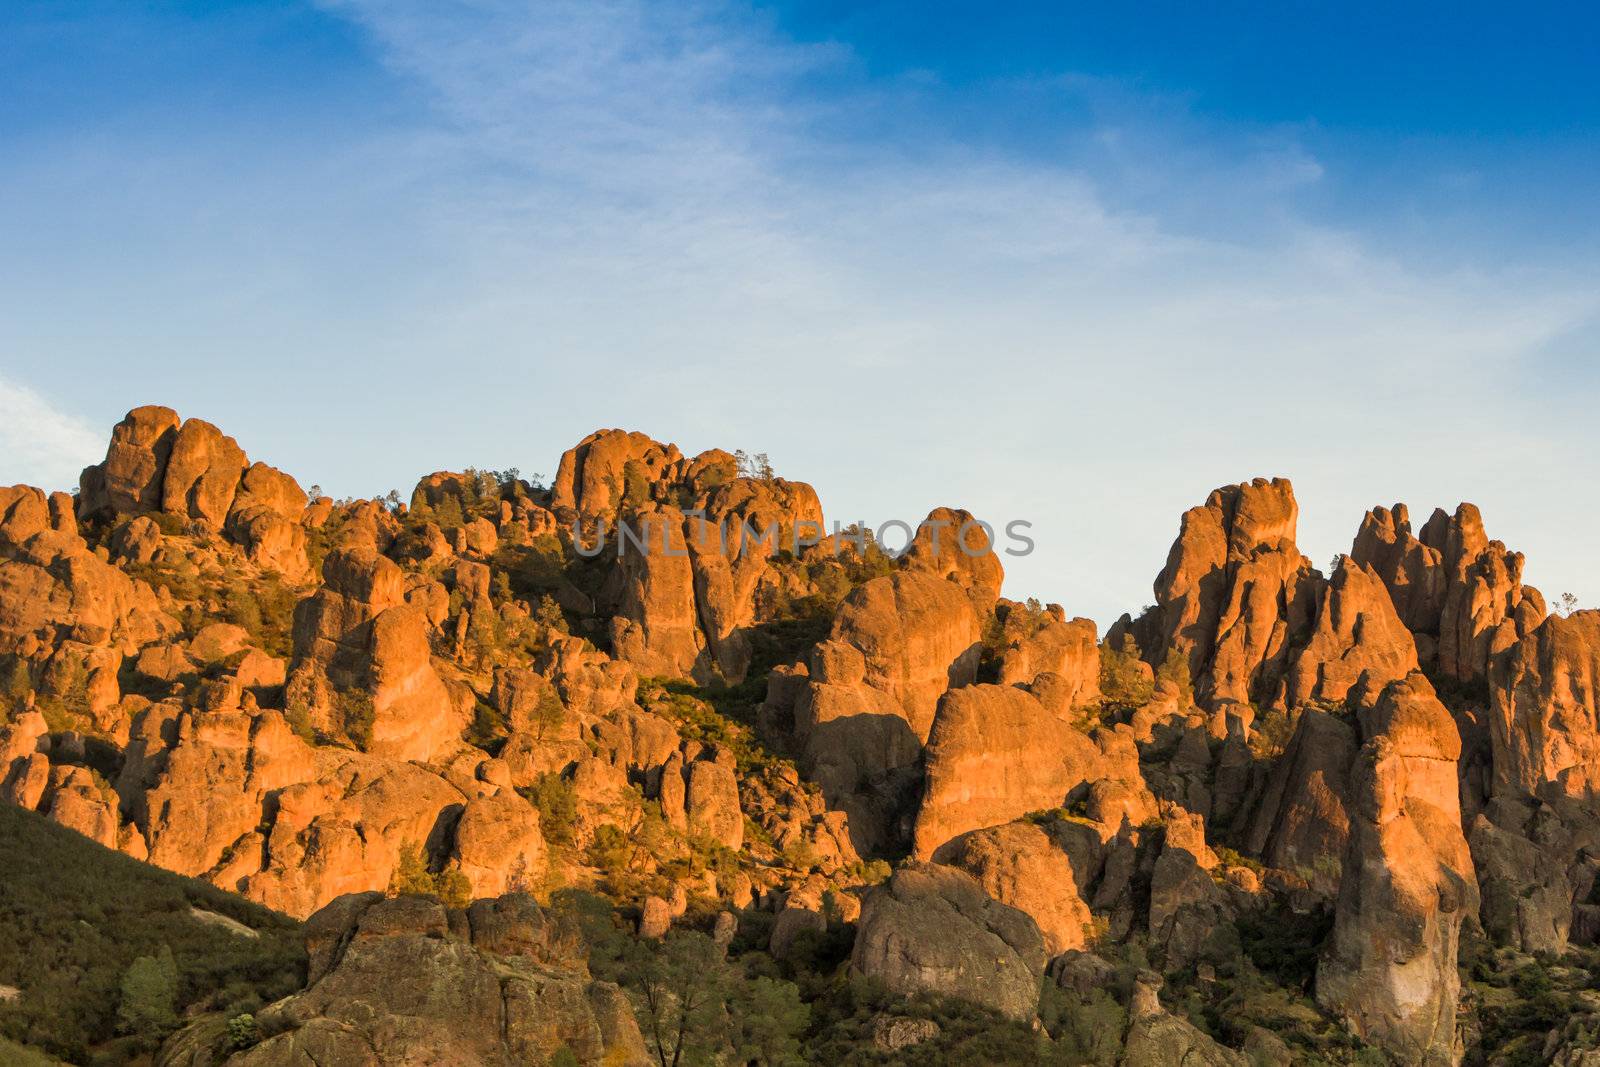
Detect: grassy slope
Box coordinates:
(0, 804, 305, 1065)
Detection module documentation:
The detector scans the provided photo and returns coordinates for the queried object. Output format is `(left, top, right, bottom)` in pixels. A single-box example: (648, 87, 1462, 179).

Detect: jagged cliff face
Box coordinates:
(4, 406, 1600, 1065)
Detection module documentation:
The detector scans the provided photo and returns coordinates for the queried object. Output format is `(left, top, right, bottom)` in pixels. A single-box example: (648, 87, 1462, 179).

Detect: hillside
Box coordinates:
(2, 406, 1600, 1064)
(0, 803, 303, 1064)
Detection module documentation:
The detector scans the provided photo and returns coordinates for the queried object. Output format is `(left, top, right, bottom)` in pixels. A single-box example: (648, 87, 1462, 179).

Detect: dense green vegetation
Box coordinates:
(0, 804, 304, 1065)
(555, 890, 1069, 1066)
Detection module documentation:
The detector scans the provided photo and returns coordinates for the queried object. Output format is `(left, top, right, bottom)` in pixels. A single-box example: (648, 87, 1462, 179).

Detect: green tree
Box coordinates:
(337, 686, 376, 751)
(117, 946, 178, 1037)
(728, 975, 808, 1066)
(632, 932, 729, 1067)
(535, 594, 569, 634)
(226, 1012, 261, 1051)
(533, 687, 566, 741)
(390, 842, 435, 898)
(527, 773, 578, 848)
(434, 867, 473, 910)
(588, 823, 630, 877)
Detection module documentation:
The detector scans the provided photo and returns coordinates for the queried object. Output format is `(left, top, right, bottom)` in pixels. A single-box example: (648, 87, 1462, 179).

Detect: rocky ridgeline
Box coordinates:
(1, 407, 1599, 1064)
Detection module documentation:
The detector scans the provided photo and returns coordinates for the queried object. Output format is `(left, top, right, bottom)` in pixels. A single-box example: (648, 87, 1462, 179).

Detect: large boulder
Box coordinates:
(912, 682, 1108, 859)
(932, 821, 1094, 955)
(850, 862, 1047, 1022)
(770, 570, 983, 854)
(1316, 673, 1478, 1066)
(900, 506, 1005, 612)
(78, 405, 182, 517)
(176, 892, 649, 1066)
(450, 791, 547, 898)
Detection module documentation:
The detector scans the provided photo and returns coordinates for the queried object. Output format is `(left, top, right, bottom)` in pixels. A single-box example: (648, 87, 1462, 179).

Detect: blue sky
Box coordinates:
(2, 1, 1596, 625)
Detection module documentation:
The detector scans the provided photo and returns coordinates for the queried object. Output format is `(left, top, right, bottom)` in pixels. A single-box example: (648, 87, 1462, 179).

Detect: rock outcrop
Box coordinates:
(1115, 477, 1320, 713)
(1317, 673, 1477, 1065)
(850, 862, 1047, 1022)
(912, 682, 1111, 859)
(768, 570, 983, 854)
(994, 601, 1100, 704)
(165, 892, 650, 1066)
(1486, 610, 1600, 800)
(1121, 971, 1248, 1066)
(79, 406, 309, 579)
(1352, 502, 1545, 680)
(932, 821, 1094, 954)
(1282, 557, 1419, 710)
(286, 548, 469, 762)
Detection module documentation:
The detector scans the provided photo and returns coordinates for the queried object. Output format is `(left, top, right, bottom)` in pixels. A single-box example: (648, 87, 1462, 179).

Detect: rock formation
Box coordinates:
(912, 681, 1118, 859)
(1317, 674, 1477, 1064)
(165, 892, 649, 1066)
(849, 862, 1047, 1021)
(2, 410, 1596, 1066)
(1112, 477, 1320, 714)
(1352, 502, 1545, 680)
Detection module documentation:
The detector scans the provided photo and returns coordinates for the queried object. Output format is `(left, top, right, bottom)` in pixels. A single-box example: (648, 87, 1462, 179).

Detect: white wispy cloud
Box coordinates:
(0, 1, 1583, 622)
(307, 0, 1600, 624)
(0, 376, 103, 492)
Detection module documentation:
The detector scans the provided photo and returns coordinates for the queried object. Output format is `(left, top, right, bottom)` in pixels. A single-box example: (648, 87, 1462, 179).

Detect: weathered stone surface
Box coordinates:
(552, 428, 683, 520)
(1126, 477, 1320, 712)
(182, 892, 649, 1066)
(770, 569, 983, 854)
(900, 506, 1005, 612)
(287, 548, 466, 761)
(684, 756, 743, 849)
(79, 409, 308, 581)
(1122, 971, 1248, 1067)
(638, 895, 672, 938)
(232, 462, 307, 521)
(812, 570, 984, 743)
(450, 791, 547, 898)
(225, 506, 309, 582)
(134, 708, 315, 879)
(1283, 558, 1419, 710)
(1145, 809, 1230, 968)
(79, 405, 181, 517)
(850, 862, 1046, 1021)
(41, 764, 119, 848)
(1469, 811, 1571, 953)
(995, 602, 1100, 704)
(932, 821, 1094, 955)
(1353, 502, 1545, 682)
(682, 469, 824, 683)
(1317, 673, 1477, 1066)
(365, 604, 469, 763)
(0, 499, 172, 654)
(913, 682, 1109, 859)
(609, 505, 706, 680)
(160, 418, 248, 528)
(243, 755, 469, 917)
(1487, 610, 1600, 800)
(1243, 709, 1356, 893)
